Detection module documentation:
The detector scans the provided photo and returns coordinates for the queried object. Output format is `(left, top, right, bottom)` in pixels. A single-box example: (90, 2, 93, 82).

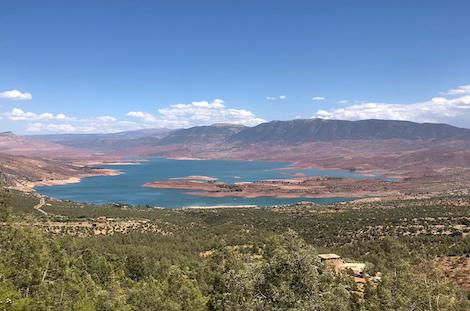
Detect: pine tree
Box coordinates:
(0, 173, 11, 222)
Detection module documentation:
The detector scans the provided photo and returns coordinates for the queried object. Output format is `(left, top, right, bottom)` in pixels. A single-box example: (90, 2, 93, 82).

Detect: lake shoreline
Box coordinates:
(22, 168, 122, 193)
(34, 158, 378, 207)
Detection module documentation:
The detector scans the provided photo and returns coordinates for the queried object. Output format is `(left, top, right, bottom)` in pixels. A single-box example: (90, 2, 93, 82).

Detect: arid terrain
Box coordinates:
(2, 119, 470, 200)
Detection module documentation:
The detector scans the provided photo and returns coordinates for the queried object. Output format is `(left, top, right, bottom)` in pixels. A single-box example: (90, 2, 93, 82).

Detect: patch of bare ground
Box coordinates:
(437, 256, 470, 292)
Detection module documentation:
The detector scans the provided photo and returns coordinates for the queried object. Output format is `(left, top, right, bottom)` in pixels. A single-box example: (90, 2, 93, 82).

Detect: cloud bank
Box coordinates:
(128, 99, 264, 127)
(315, 87, 470, 128)
(5, 108, 73, 121)
(4, 99, 265, 134)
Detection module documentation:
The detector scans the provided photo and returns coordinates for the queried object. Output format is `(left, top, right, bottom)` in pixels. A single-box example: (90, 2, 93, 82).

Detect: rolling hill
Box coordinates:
(0, 131, 92, 158)
(32, 128, 172, 152)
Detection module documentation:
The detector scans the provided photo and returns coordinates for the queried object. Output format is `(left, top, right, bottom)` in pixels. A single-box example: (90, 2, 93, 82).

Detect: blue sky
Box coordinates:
(1, 0, 470, 133)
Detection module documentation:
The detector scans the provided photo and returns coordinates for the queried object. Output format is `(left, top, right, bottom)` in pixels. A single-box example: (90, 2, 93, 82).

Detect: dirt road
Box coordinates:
(33, 197, 47, 216)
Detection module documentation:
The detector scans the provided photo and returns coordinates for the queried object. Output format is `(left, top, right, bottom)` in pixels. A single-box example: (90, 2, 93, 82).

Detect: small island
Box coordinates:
(144, 176, 401, 199)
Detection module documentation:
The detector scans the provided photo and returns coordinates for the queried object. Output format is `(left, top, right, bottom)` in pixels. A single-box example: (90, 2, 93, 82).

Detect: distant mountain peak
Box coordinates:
(210, 123, 246, 128)
(157, 123, 246, 145)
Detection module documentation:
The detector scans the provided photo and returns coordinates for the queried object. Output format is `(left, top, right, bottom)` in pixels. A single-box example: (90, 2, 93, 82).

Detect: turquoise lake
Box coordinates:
(35, 158, 367, 208)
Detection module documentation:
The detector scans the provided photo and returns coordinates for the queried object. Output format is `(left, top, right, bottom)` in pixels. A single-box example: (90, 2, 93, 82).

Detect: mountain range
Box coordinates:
(1, 118, 470, 185)
(28, 119, 470, 152)
(229, 119, 470, 143)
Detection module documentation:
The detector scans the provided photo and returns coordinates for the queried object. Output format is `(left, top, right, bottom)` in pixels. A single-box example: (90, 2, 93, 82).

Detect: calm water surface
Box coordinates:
(36, 158, 367, 208)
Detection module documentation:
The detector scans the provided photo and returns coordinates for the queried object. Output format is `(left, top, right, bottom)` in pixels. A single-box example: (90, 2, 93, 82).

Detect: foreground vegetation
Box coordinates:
(1, 185, 469, 310)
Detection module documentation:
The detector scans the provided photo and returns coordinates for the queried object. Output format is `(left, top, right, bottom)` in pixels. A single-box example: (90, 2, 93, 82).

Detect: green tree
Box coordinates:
(0, 175, 11, 222)
(125, 253, 147, 282)
(206, 247, 254, 310)
(362, 240, 470, 311)
(128, 265, 206, 311)
(207, 230, 351, 311)
(252, 229, 350, 311)
(0, 226, 49, 297)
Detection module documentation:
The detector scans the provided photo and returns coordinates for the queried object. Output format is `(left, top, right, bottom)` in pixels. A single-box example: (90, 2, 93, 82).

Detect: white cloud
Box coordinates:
(126, 111, 157, 123)
(25, 118, 143, 134)
(312, 96, 325, 101)
(4, 108, 72, 121)
(27, 123, 78, 133)
(156, 99, 265, 126)
(5, 108, 139, 134)
(98, 116, 117, 122)
(0, 90, 32, 101)
(7, 108, 38, 120)
(128, 99, 265, 127)
(266, 95, 287, 100)
(315, 93, 470, 127)
(441, 85, 470, 96)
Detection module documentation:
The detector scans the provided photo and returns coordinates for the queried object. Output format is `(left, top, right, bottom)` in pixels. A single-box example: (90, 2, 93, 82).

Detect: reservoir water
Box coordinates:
(35, 158, 367, 208)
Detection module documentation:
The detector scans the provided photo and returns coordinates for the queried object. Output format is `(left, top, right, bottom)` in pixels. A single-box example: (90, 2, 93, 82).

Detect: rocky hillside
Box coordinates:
(0, 131, 91, 158)
(0, 153, 95, 187)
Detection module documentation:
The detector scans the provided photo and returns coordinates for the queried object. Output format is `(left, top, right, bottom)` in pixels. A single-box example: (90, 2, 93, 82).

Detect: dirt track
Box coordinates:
(33, 197, 47, 216)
